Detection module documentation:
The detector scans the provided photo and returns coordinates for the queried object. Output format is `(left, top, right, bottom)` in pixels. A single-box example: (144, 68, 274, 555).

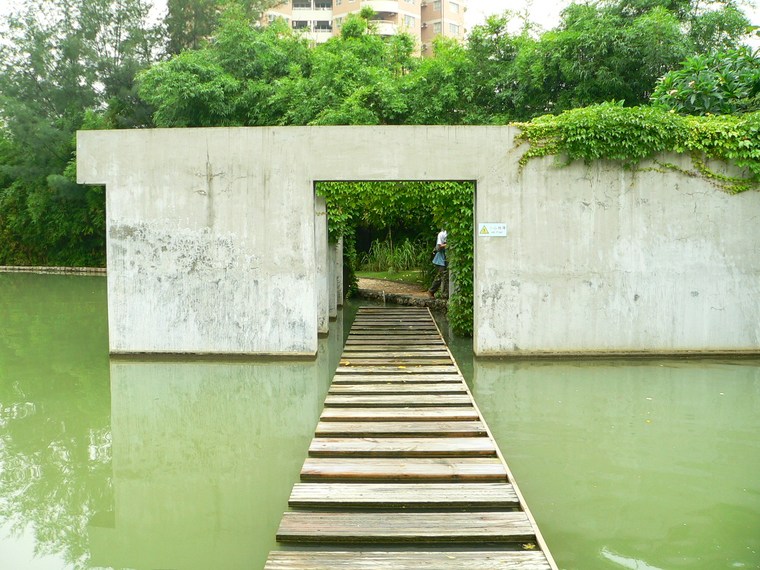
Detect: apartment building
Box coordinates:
(265, 0, 467, 55)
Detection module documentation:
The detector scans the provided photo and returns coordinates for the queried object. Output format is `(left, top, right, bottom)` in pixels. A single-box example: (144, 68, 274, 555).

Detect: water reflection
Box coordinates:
(0, 274, 111, 568)
(472, 358, 760, 570)
(0, 273, 343, 570)
(92, 354, 334, 570)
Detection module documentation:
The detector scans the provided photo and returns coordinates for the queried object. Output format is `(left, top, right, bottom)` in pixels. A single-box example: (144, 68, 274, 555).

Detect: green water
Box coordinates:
(1, 275, 759, 569)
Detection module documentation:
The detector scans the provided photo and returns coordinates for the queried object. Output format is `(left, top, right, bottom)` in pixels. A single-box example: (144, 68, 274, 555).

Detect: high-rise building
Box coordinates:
(265, 0, 467, 55)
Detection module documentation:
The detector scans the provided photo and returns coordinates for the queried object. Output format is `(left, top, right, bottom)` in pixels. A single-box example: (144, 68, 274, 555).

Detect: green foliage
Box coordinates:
(360, 238, 427, 272)
(317, 181, 475, 336)
(651, 47, 760, 115)
(165, 0, 281, 54)
(514, 103, 760, 192)
(507, 5, 691, 117)
(0, 0, 159, 266)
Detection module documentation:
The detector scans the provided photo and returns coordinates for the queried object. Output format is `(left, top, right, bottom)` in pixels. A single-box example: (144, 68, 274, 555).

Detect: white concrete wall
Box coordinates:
(78, 126, 760, 356)
(78, 128, 321, 355)
(476, 152, 760, 356)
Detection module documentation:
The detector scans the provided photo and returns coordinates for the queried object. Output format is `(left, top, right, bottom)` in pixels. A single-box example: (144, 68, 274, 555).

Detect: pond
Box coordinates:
(1, 273, 758, 569)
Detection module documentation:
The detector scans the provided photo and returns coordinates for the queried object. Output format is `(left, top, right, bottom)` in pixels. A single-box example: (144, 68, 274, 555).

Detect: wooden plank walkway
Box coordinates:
(264, 306, 557, 570)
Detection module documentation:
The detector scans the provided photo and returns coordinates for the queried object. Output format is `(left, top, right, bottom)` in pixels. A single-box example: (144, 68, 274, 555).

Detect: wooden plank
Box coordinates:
(265, 550, 551, 570)
(341, 351, 450, 358)
(338, 358, 454, 366)
(301, 457, 508, 482)
(346, 339, 445, 345)
(332, 374, 464, 384)
(288, 482, 519, 509)
(350, 327, 440, 333)
(309, 436, 497, 457)
(320, 407, 479, 422)
(276, 511, 533, 543)
(335, 366, 459, 375)
(351, 320, 437, 324)
(324, 394, 472, 408)
(329, 383, 466, 395)
(351, 327, 440, 332)
(341, 346, 447, 352)
(316, 420, 487, 437)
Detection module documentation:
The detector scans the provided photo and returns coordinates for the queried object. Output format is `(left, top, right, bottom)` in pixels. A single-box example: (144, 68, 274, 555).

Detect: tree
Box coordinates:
(651, 47, 760, 114)
(503, 4, 693, 117)
(141, 10, 312, 127)
(601, 0, 751, 51)
(0, 0, 161, 265)
(165, 0, 283, 54)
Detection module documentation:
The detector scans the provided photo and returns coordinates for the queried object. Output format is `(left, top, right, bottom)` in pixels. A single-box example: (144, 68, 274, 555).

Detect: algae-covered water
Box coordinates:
(1, 274, 758, 569)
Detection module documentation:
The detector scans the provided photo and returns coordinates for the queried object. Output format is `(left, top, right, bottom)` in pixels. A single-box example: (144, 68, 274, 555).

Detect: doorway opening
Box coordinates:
(316, 180, 476, 336)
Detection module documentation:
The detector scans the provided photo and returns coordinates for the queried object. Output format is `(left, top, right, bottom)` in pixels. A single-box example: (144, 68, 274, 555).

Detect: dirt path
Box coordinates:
(357, 277, 429, 298)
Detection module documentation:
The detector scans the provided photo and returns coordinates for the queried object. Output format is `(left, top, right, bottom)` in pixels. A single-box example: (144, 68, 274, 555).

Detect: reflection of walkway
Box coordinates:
(357, 277, 446, 308)
(265, 306, 557, 569)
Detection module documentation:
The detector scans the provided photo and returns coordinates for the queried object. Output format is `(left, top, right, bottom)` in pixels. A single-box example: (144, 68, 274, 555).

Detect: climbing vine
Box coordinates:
(317, 181, 475, 336)
(513, 103, 760, 193)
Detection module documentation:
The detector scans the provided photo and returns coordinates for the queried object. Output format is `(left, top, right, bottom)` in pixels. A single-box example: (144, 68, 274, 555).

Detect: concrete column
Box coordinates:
(328, 239, 338, 320)
(336, 237, 344, 307)
(315, 196, 329, 335)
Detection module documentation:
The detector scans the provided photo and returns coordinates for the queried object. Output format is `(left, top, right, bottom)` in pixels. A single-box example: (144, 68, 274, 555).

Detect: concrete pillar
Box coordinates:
(315, 196, 329, 335)
(336, 237, 344, 307)
(328, 239, 338, 320)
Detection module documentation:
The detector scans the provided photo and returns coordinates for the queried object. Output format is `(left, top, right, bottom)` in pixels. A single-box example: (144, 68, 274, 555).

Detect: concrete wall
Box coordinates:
(78, 126, 760, 356)
(478, 152, 760, 356)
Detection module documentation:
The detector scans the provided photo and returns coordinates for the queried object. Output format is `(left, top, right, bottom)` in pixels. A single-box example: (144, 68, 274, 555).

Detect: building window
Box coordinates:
(433, 21, 441, 33)
(432, 0, 441, 11)
(336, 0, 341, 4)
(449, 1, 459, 13)
(315, 20, 332, 30)
(292, 20, 309, 29)
(293, 0, 311, 9)
(315, 0, 332, 9)
(404, 14, 415, 27)
(404, 0, 414, 3)
(449, 22, 459, 34)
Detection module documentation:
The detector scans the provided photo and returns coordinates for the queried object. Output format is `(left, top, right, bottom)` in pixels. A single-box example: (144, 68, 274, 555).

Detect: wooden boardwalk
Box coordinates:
(264, 306, 557, 569)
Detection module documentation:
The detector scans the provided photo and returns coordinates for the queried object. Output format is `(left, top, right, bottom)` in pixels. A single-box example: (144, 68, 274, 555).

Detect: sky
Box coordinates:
(0, 0, 758, 42)
(465, 0, 572, 30)
(1, 0, 759, 30)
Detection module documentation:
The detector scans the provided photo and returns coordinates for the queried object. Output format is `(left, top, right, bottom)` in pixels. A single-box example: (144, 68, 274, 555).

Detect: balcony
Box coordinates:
(361, 1, 400, 15)
(374, 21, 399, 35)
(292, 0, 333, 8)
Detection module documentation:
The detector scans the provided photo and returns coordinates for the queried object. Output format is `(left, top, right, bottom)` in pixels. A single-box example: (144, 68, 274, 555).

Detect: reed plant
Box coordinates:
(361, 237, 426, 273)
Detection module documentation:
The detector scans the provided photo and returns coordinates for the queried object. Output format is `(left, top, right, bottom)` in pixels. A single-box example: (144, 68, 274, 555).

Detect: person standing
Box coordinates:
(428, 229, 448, 298)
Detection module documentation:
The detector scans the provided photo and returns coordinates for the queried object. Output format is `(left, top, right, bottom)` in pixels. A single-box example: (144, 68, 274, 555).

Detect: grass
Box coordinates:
(356, 269, 425, 286)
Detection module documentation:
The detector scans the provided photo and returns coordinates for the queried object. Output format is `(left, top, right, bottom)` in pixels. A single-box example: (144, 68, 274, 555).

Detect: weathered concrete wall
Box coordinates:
(476, 152, 760, 356)
(78, 129, 322, 355)
(78, 126, 760, 356)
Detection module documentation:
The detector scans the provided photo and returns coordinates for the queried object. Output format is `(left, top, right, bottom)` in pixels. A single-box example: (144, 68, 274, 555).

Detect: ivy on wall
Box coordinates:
(316, 181, 475, 336)
(513, 103, 760, 193)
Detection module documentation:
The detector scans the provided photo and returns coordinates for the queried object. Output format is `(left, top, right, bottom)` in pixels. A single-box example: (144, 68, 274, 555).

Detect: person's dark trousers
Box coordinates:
(428, 265, 448, 298)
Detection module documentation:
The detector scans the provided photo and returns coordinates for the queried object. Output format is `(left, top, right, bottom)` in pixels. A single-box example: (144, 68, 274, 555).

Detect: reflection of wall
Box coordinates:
(90, 341, 334, 570)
